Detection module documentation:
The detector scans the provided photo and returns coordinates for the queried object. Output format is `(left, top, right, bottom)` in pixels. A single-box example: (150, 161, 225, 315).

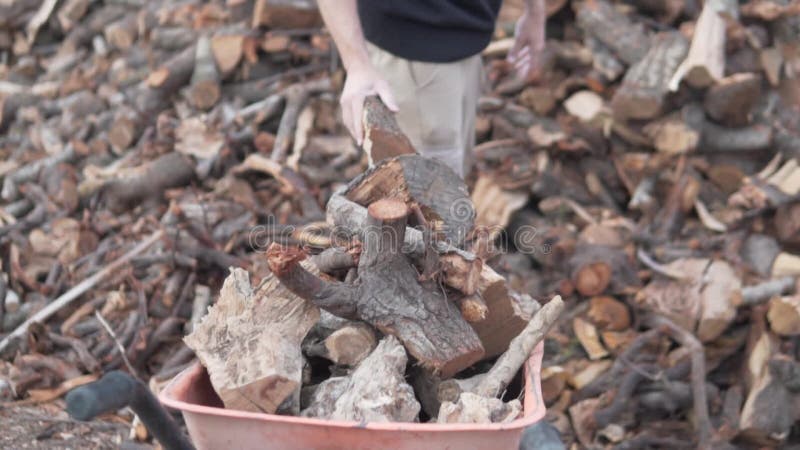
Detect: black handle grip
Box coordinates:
(66, 371, 195, 450)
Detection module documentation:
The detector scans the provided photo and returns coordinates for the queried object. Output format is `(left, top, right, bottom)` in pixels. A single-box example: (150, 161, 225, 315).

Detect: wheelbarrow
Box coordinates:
(66, 343, 547, 450)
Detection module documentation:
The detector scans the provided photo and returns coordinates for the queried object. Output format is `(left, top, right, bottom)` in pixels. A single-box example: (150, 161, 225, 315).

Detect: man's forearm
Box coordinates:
(523, 0, 547, 18)
(317, 0, 371, 72)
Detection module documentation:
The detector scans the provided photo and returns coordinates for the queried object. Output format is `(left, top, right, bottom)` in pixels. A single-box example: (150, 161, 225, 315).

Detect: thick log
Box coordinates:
(669, 0, 739, 90)
(362, 95, 417, 164)
(100, 152, 195, 214)
(343, 155, 473, 248)
(268, 199, 484, 377)
(184, 267, 320, 414)
(108, 107, 143, 152)
(301, 335, 420, 422)
(188, 35, 221, 110)
(703, 73, 762, 126)
(767, 295, 800, 336)
(610, 31, 688, 120)
(575, 0, 651, 65)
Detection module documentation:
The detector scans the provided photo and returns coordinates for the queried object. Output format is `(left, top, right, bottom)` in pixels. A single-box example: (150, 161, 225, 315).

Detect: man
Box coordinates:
(317, 0, 547, 178)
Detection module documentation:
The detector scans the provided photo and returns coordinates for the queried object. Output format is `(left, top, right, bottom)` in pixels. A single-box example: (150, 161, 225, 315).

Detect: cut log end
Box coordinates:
(367, 198, 409, 222)
(266, 243, 307, 277)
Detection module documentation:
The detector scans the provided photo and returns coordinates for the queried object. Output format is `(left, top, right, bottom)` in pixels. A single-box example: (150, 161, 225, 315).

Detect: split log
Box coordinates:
(252, 0, 322, 29)
(343, 155, 473, 248)
(573, 317, 609, 360)
(610, 31, 688, 120)
(301, 335, 420, 422)
(100, 152, 195, 214)
(210, 33, 245, 78)
(739, 319, 794, 445)
(184, 267, 320, 414)
(304, 322, 377, 366)
(703, 73, 762, 126)
(575, 0, 651, 65)
(268, 198, 484, 377)
(767, 295, 800, 336)
(188, 35, 221, 111)
(669, 0, 739, 90)
(362, 95, 417, 164)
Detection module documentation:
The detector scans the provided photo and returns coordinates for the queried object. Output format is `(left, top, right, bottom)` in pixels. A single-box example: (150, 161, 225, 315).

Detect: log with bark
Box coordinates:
(267, 198, 485, 378)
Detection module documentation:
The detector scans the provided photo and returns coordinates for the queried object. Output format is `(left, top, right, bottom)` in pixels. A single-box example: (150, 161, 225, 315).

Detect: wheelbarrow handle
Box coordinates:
(66, 371, 195, 450)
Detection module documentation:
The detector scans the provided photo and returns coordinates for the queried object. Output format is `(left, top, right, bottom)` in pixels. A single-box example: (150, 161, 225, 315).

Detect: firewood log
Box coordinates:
(268, 198, 484, 377)
(669, 0, 739, 90)
(252, 0, 322, 29)
(343, 155, 473, 247)
(271, 77, 332, 162)
(739, 317, 795, 446)
(301, 335, 420, 422)
(683, 104, 772, 153)
(188, 35, 221, 111)
(567, 244, 639, 297)
(184, 267, 320, 414)
(575, 0, 651, 65)
(362, 96, 417, 164)
(610, 31, 688, 120)
(136, 44, 196, 115)
(100, 152, 195, 214)
(325, 194, 538, 358)
(703, 73, 762, 126)
(304, 322, 377, 366)
(149, 27, 197, 51)
(103, 15, 137, 51)
(438, 296, 565, 423)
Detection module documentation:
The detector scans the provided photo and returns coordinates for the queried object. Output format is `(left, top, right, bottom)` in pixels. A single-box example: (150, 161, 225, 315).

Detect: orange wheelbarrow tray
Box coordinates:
(158, 342, 547, 450)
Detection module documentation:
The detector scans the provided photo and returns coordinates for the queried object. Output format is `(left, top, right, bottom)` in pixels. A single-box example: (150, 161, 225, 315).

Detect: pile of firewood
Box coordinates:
(0, 0, 800, 447)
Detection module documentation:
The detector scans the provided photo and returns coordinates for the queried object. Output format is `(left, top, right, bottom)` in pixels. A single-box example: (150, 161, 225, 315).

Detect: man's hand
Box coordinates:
(507, 0, 546, 82)
(340, 64, 398, 146)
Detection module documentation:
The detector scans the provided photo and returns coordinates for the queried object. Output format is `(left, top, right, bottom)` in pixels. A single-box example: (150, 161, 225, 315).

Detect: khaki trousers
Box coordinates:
(366, 42, 483, 178)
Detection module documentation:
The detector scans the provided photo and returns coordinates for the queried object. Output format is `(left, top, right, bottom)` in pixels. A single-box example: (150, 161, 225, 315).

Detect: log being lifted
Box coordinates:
(268, 198, 484, 377)
(610, 31, 688, 120)
(326, 194, 540, 358)
(575, 0, 651, 65)
(344, 155, 474, 248)
(362, 96, 417, 163)
(184, 266, 320, 414)
(668, 0, 739, 90)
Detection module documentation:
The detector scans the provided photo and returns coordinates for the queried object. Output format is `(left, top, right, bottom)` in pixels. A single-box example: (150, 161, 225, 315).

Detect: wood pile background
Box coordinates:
(0, 0, 799, 448)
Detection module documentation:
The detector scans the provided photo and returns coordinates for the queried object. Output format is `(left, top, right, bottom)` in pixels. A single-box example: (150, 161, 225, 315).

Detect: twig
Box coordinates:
(740, 276, 796, 306)
(644, 314, 712, 449)
(636, 248, 689, 280)
(94, 311, 137, 375)
(0, 230, 164, 354)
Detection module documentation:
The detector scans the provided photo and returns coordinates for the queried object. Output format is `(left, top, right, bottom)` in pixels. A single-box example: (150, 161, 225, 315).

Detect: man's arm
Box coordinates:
(317, 0, 398, 145)
(508, 0, 547, 81)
